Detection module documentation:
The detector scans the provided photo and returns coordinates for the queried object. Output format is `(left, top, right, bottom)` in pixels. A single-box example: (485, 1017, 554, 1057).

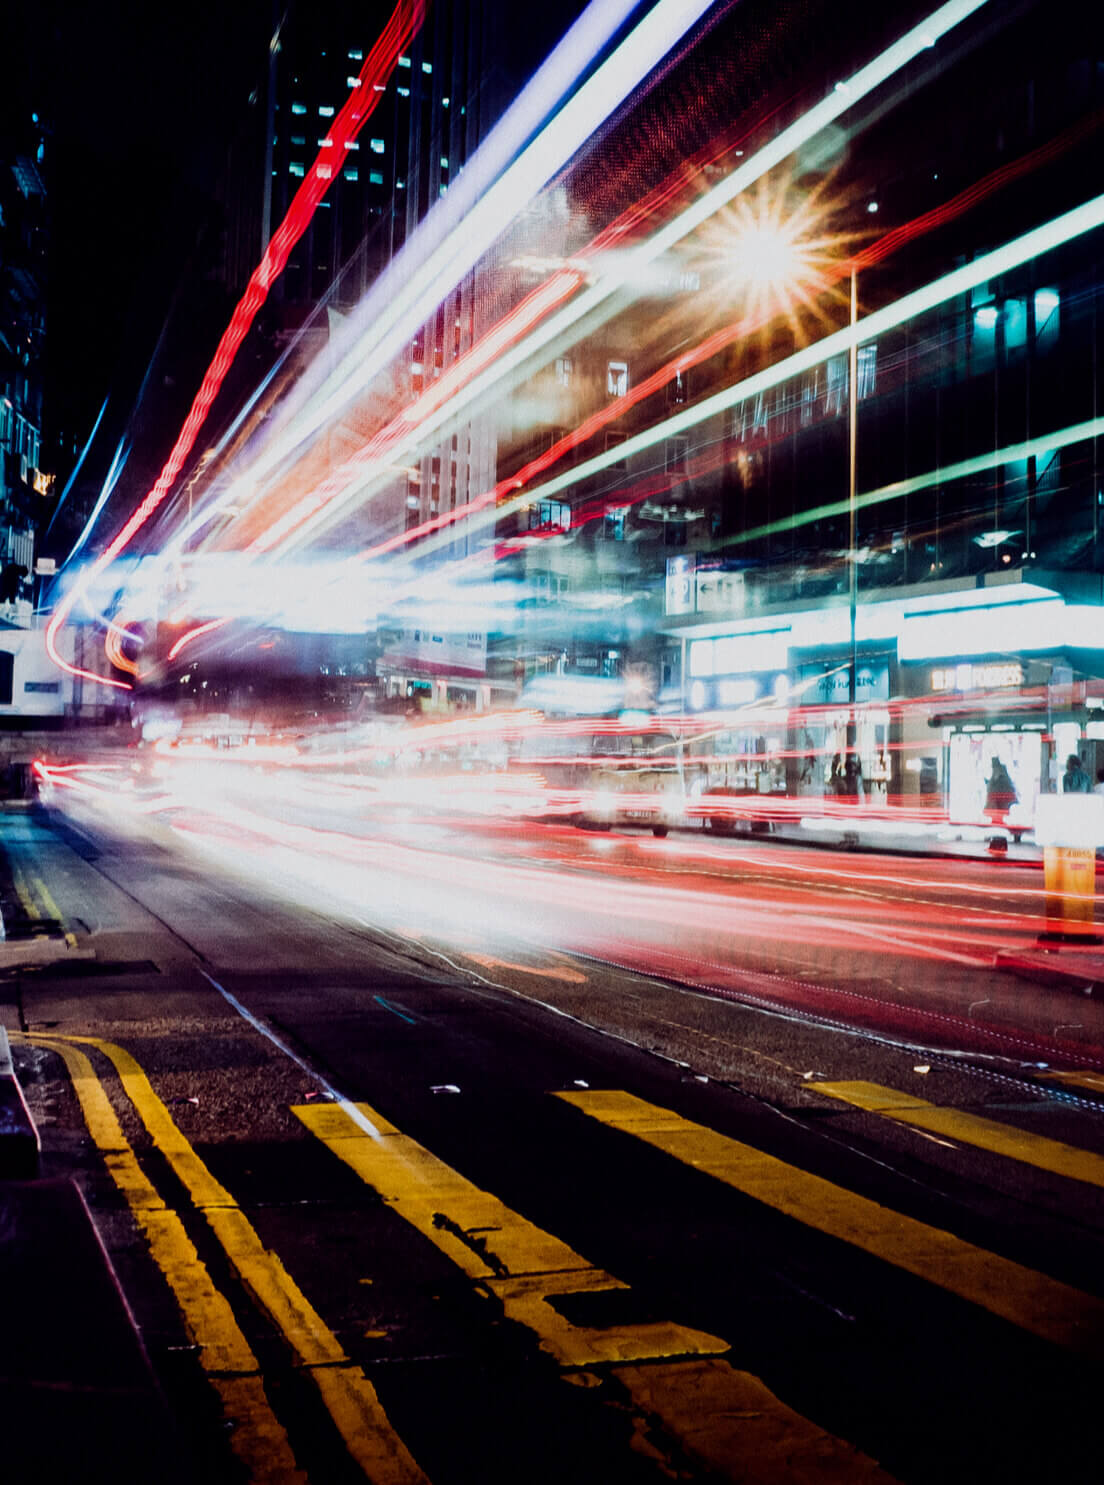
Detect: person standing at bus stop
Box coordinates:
(985, 756, 1017, 825)
(1062, 753, 1092, 792)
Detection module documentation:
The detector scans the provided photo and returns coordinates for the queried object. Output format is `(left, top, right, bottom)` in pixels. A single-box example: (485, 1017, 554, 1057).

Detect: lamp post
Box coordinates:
(848, 264, 858, 719)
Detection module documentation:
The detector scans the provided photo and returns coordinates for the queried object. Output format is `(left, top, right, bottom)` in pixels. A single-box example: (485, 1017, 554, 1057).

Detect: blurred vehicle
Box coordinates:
(514, 717, 684, 836)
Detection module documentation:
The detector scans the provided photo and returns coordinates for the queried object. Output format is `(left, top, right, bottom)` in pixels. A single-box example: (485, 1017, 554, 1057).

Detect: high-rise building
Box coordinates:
(0, 108, 51, 629)
(208, 0, 515, 708)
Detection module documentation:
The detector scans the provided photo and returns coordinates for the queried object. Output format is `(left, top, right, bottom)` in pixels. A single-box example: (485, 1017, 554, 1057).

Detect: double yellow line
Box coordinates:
(11, 866, 77, 948)
(19, 1033, 426, 1485)
(27, 1029, 1104, 1482)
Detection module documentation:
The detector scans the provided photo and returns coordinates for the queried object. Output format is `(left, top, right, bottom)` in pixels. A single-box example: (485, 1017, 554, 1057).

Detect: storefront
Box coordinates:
(664, 574, 1104, 819)
(790, 651, 893, 804)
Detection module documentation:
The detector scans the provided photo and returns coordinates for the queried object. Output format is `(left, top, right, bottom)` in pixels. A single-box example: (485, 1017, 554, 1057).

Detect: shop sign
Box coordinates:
(798, 662, 889, 705)
(696, 566, 745, 615)
(930, 661, 1023, 692)
(665, 555, 695, 615)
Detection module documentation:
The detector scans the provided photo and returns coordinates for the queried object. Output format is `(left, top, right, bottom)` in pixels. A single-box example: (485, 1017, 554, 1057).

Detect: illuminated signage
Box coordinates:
(930, 661, 1023, 692)
(665, 554, 695, 616)
(692, 629, 789, 677)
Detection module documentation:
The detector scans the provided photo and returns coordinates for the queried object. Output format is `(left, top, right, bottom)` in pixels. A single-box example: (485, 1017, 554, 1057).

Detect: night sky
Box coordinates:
(6, 2, 272, 454)
(4, 0, 589, 543)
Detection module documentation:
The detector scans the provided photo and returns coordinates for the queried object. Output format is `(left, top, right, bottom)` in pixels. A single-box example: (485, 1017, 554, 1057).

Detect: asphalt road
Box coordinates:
(2, 789, 1103, 1484)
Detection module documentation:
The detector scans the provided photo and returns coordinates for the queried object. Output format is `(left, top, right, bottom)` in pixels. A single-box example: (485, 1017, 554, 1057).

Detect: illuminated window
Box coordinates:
(344, 168, 358, 182)
(440, 156, 449, 169)
(398, 55, 411, 67)
(555, 356, 572, 387)
(291, 102, 307, 115)
(439, 184, 447, 197)
(1035, 287, 1060, 351)
(422, 61, 432, 74)
(348, 49, 363, 61)
(370, 137, 384, 153)
(290, 134, 305, 146)
(317, 137, 333, 148)
(396, 178, 405, 189)
(346, 76, 359, 88)
(397, 86, 410, 98)
(370, 170, 384, 185)
(344, 139, 359, 150)
(318, 105, 334, 117)
(442, 96, 450, 107)
(606, 360, 629, 398)
(529, 501, 570, 532)
(289, 161, 305, 177)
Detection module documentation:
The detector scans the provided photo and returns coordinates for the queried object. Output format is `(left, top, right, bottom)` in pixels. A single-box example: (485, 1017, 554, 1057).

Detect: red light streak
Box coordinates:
(360, 118, 1104, 569)
(46, 0, 426, 689)
(167, 617, 232, 661)
(248, 268, 585, 554)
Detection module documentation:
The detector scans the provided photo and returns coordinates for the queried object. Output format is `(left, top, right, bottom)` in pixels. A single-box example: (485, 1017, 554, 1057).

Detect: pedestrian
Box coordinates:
(840, 754, 862, 799)
(984, 756, 1017, 823)
(1062, 753, 1092, 793)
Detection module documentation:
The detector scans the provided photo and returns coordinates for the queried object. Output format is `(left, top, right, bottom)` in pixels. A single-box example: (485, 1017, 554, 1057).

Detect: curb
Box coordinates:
(0, 937, 93, 970)
(0, 1025, 40, 1178)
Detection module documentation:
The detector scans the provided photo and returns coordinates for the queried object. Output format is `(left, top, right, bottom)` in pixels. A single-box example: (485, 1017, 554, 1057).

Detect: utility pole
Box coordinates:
(847, 265, 859, 743)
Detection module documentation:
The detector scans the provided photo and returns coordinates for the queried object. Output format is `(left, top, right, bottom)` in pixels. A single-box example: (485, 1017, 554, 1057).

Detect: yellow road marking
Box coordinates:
(31, 874, 78, 949)
(9, 866, 77, 948)
(467, 952, 587, 984)
(294, 1098, 722, 1366)
(28, 1034, 427, 1485)
(613, 1359, 889, 1484)
(811, 1080, 1104, 1190)
(22, 1036, 304, 1485)
(1039, 1068, 1104, 1095)
(294, 1101, 894, 1482)
(555, 1089, 1104, 1355)
(11, 865, 39, 920)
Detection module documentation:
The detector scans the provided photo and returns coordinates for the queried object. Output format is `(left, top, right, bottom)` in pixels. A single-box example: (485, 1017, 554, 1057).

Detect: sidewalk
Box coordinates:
(0, 815, 186, 1482)
(694, 812, 1104, 996)
(0, 1177, 185, 1484)
(703, 810, 1049, 865)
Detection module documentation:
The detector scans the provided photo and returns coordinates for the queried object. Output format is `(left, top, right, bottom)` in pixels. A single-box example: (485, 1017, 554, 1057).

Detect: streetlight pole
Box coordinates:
(846, 264, 859, 797)
(848, 264, 858, 712)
